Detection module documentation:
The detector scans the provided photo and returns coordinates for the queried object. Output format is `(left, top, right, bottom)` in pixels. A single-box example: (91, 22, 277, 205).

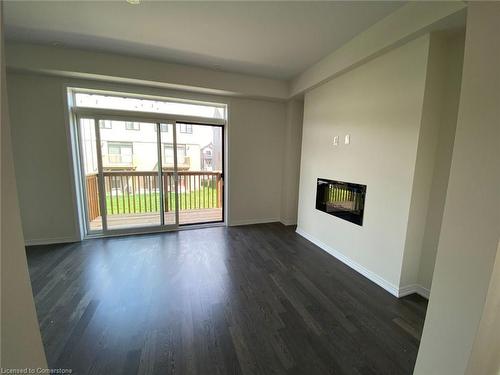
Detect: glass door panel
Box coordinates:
(99, 120, 161, 229)
(77, 117, 224, 236)
(175, 123, 224, 225)
(160, 123, 178, 226)
(78, 118, 103, 232)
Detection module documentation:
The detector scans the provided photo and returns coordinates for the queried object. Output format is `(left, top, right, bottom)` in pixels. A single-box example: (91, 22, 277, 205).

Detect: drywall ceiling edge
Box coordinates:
(5, 42, 290, 100)
(290, 1, 467, 97)
(5, 2, 467, 101)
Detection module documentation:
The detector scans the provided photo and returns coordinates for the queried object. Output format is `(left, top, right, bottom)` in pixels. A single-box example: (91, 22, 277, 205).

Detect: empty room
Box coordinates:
(1, 1, 499, 375)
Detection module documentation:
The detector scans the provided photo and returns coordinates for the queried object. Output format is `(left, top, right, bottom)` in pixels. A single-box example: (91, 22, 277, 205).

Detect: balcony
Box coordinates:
(85, 171, 223, 230)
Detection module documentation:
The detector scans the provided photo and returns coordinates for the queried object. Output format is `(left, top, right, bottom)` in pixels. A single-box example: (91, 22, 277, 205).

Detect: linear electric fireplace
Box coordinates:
(315, 178, 366, 225)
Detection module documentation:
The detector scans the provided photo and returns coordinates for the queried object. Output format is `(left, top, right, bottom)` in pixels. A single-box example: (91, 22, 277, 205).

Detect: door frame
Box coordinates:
(72, 107, 226, 238)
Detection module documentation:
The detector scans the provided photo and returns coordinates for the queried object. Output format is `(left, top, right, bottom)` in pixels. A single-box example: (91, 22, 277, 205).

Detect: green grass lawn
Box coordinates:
(106, 187, 220, 214)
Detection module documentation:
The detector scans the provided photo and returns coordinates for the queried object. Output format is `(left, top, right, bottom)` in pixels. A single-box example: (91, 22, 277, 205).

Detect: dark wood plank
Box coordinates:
(26, 223, 427, 375)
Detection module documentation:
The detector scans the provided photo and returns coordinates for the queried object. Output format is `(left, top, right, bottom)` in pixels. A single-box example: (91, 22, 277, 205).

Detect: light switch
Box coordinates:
(344, 134, 350, 144)
(333, 136, 339, 146)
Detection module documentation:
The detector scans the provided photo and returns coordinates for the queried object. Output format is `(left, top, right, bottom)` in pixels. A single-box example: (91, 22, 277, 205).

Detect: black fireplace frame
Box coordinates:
(315, 178, 367, 226)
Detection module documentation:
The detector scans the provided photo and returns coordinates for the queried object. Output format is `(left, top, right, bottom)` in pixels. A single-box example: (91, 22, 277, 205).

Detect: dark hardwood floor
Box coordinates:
(27, 223, 427, 375)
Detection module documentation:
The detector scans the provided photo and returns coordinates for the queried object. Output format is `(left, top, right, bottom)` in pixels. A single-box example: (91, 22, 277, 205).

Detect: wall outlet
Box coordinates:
(344, 134, 350, 144)
(333, 136, 339, 146)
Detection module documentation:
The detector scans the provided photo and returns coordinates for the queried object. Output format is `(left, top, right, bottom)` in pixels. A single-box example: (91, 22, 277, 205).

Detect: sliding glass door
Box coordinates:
(159, 123, 178, 226)
(100, 120, 164, 230)
(77, 117, 224, 235)
(78, 118, 103, 231)
(173, 123, 224, 225)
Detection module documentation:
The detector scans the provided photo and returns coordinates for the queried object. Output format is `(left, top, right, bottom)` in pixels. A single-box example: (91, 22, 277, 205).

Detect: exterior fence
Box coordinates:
(85, 171, 223, 220)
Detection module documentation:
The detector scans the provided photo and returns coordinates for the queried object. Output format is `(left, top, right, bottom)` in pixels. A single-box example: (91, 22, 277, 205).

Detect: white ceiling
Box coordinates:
(4, 1, 403, 80)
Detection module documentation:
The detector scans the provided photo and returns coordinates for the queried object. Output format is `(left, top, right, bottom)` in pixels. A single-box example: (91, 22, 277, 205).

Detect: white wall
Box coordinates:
(416, 32, 464, 291)
(6, 73, 286, 243)
(0, 10, 47, 367)
(7, 73, 79, 244)
(280, 99, 304, 225)
(297, 35, 430, 292)
(414, 3, 500, 374)
(228, 97, 285, 225)
(465, 240, 500, 375)
(399, 32, 464, 292)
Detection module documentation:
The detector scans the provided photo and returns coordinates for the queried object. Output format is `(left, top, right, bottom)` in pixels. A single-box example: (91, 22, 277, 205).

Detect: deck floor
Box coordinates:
(89, 208, 222, 230)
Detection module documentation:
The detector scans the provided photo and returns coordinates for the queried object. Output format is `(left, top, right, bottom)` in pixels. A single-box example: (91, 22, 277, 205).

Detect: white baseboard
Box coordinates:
(295, 228, 431, 300)
(398, 284, 430, 299)
(416, 285, 430, 299)
(280, 218, 297, 226)
(296, 227, 401, 298)
(25, 236, 78, 246)
(229, 218, 280, 226)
